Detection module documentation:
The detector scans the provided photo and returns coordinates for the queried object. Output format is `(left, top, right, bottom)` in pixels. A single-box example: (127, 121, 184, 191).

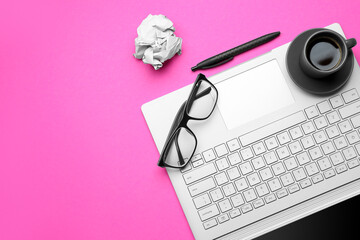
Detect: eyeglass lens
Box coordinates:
(164, 127, 196, 167)
(187, 80, 218, 119)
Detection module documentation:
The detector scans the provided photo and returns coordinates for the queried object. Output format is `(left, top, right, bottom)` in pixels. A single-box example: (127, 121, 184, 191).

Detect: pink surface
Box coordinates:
(0, 0, 360, 239)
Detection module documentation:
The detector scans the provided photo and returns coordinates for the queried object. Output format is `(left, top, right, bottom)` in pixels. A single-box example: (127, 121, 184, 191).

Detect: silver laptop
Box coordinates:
(142, 23, 360, 240)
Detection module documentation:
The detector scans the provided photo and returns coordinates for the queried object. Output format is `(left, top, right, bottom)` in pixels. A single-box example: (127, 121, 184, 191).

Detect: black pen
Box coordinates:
(191, 31, 280, 71)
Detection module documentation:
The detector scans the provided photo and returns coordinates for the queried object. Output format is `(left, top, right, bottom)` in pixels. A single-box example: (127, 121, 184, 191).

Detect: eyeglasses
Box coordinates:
(157, 73, 218, 168)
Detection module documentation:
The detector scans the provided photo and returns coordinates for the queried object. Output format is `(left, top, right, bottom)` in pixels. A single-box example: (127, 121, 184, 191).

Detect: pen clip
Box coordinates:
(200, 57, 234, 69)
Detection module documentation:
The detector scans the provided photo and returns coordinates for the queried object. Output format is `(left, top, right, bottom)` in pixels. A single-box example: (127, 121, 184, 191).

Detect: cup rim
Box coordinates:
(302, 29, 348, 74)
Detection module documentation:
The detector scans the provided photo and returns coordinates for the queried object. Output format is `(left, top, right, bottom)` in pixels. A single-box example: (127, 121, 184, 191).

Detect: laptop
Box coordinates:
(142, 23, 360, 240)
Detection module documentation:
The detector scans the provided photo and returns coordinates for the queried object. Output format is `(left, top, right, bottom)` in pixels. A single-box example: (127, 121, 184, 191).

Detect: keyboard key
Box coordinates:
(346, 131, 360, 144)
(219, 199, 232, 212)
(326, 111, 341, 124)
(325, 125, 340, 139)
(239, 162, 253, 175)
(255, 183, 270, 197)
(215, 144, 228, 157)
(265, 193, 277, 203)
(247, 172, 261, 186)
(192, 159, 204, 168)
(300, 179, 312, 189)
(277, 189, 288, 199)
(324, 169, 336, 179)
(317, 101, 331, 114)
(253, 199, 265, 209)
(313, 131, 327, 144)
(268, 178, 281, 192)
(293, 168, 307, 181)
(222, 183, 236, 197)
(336, 164, 348, 174)
(228, 152, 242, 165)
(231, 194, 245, 207)
(215, 172, 229, 185)
(227, 139, 240, 152)
(351, 115, 360, 128)
(218, 214, 230, 223)
(338, 120, 353, 133)
(312, 174, 324, 184)
(309, 146, 323, 160)
(253, 142, 266, 155)
(343, 147, 356, 160)
(301, 136, 315, 149)
(259, 167, 273, 181)
(339, 100, 360, 118)
(240, 147, 254, 160)
(241, 204, 253, 214)
(229, 209, 241, 218)
(210, 188, 224, 202)
(305, 106, 319, 119)
(183, 163, 217, 184)
(227, 167, 241, 180)
(203, 218, 217, 230)
(280, 173, 295, 186)
(321, 141, 335, 155)
(302, 122, 316, 134)
(192, 154, 202, 162)
(252, 156, 265, 170)
(203, 149, 216, 162)
(277, 132, 291, 145)
(272, 162, 286, 176)
(276, 146, 290, 160)
(284, 157, 298, 171)
(348, 159, 360, 169)
(330, 95, 344, 108)
(188, 178, 216, 197)
(199, 204, 220, 221)
(296, 152, 311, 165)
(216, 158, 230, 171)
(289, 127, 303, 140)
(305, 162, 319, 176)
(334, 136, 348, 149)
(289, 184, 300, 194)
(314, 116, 328, 129)
(240, 111, 306, 146)
(328, 152, 344, 166)
(318, 158, 332, 171)
(265, 137, 278, 150)
(355, 144, 360, 155)
(243, 189, 257, 202)
(289, 141, 302, 154)
(181, 163, 192, 173)
(193, 194, 211, 209)
(235, 178, 249, 192)
(342, 88, 359, 103)
(264, 151, 278, 165)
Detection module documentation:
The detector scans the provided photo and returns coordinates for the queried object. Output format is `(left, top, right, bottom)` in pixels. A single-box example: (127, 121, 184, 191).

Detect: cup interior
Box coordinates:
(305, 31, 346, 72)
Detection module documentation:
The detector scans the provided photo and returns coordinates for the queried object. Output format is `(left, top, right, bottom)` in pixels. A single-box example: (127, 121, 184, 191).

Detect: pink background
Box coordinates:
(0, 0, 359, 239)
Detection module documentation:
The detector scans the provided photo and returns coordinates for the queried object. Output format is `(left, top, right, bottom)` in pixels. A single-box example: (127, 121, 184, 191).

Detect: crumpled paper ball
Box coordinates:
(133, 14, 182, 70)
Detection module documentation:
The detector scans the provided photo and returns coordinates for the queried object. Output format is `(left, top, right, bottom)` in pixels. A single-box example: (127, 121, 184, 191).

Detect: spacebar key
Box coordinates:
(239, 111, 307, 146)
(183, 163, 216, 185)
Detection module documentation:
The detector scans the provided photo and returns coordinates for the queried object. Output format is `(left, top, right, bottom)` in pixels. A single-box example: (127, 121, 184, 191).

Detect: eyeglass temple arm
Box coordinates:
(187, 86, 212, 109)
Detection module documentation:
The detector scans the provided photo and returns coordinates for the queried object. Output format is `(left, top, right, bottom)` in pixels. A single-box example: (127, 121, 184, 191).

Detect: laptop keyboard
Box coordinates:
(181, 88, 360, 230)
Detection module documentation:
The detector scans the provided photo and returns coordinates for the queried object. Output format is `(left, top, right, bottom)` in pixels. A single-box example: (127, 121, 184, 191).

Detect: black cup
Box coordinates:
(299, 29, 356, 79)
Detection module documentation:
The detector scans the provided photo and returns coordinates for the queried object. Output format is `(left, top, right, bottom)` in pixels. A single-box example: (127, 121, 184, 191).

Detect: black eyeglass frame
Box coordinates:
(157, 73, 218, 168)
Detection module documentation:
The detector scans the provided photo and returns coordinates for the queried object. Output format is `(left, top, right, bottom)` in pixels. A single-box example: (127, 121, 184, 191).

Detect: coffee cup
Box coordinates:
(299, 29, 356, 79)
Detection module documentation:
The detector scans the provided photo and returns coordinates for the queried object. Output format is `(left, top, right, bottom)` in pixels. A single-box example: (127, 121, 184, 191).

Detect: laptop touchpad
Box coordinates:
(216, 60, 294, 130)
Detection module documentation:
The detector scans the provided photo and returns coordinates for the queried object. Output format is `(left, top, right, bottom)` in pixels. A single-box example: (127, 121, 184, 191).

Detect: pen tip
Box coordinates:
(191, 66, 198, 71)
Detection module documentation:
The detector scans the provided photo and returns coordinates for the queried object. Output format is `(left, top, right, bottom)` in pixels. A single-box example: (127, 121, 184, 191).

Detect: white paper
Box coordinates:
(134, 14, 182, 70)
